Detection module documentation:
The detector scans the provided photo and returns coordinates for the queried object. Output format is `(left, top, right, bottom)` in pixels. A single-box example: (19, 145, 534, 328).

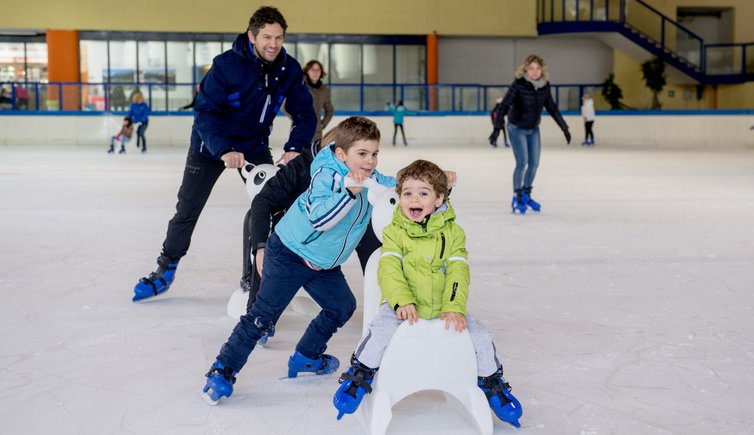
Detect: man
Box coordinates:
(133, 6, 316, 302)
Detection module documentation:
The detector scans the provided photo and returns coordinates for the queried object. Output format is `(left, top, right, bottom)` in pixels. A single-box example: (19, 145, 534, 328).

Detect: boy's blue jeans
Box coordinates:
(217, 232, 357, 372)
(507, 124, 541, 191)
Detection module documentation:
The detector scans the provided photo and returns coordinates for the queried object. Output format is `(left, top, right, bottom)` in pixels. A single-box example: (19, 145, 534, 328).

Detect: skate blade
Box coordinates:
(202, 391, 219, 406)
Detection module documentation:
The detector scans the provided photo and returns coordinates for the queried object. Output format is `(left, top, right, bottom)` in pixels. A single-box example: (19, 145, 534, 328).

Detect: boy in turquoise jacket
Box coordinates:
(203, 117, 396, 405)
(333, 159, 523, 428)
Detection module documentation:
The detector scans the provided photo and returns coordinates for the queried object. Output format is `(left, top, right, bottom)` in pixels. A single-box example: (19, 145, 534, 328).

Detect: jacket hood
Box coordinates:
(310, 144, 350, 178)
(392, 201, 457, 237)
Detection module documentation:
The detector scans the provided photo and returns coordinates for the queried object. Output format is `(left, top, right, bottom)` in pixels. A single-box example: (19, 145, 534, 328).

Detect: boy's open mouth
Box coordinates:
(408, 207, 424, 220)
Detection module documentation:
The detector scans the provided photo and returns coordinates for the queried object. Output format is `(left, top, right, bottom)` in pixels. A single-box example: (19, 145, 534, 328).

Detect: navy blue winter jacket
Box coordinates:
(494, 77, 568, 133)
(190, 33, 317, 160)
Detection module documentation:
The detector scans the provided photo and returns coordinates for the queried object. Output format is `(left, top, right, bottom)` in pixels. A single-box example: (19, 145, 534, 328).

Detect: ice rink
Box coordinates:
(1, 139, 753, 434)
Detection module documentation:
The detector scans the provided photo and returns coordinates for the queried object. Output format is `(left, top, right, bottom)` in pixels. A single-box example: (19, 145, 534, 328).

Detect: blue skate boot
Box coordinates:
(478, 367, 522, 428)
(511, 189, 527, 214)
(333, 355, 378, 420)
(202, 359, 237, 405)
(522, 186, 541, 212)
(257, 325, 275, 346)
(132, 261, 178, 302)
(287, 350, 340, 378)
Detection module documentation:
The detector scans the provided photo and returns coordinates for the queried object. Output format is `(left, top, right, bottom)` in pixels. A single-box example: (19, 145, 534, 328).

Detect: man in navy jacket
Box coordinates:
(132, 6, 317, 302)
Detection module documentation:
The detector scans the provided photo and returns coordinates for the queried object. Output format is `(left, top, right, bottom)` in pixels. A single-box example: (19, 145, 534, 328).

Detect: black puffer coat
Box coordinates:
(493, 77, 569, 134)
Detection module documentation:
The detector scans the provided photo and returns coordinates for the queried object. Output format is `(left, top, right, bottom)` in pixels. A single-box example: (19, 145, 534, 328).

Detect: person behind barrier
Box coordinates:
(130, 5, 316, 302)
(332, 159, 523, 428)
(303, 60, 334, 142)
(202, 116, 396, 405)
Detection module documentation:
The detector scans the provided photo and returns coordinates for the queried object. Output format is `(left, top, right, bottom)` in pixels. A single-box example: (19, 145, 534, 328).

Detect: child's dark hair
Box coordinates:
(124, 116, 133, 125)
(396, 160, 448, 200)
(248, 6, 288, 36)
(332, 116, 381, 153)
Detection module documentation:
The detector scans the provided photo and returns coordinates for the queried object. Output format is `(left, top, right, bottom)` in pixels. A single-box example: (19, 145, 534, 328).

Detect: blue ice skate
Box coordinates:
(257, 325, 275, 346)
(511, 196, 527, 214)
(522, 187, 541, 212)
(287, 351, 340, 378)
(478, 369, 522, 428)
(202, 359, 237, 405)
(333, 356, 378, 420)
(132, 262, 177, 302)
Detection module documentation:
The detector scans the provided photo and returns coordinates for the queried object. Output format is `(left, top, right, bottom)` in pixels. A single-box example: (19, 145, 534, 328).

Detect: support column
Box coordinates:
(47, 30, 80, 110)
(427, 32, 438, 111)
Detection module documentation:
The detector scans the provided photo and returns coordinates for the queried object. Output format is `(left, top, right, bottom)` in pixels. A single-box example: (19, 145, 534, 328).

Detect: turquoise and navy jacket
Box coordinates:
(275, 144, 396, 269)
(190, 33, 316, 160)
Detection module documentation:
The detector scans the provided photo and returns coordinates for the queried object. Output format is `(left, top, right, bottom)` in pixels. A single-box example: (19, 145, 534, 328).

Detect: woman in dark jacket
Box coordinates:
(492, 54, 571, 214)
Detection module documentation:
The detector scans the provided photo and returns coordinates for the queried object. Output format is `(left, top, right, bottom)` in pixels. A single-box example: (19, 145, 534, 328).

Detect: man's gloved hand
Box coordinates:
(564, 129, 571, 145)
(488, 128, 500, 146)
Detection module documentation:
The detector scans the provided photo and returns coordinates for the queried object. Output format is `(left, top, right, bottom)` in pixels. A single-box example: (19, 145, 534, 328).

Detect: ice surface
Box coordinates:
(1, 141, 753, 434)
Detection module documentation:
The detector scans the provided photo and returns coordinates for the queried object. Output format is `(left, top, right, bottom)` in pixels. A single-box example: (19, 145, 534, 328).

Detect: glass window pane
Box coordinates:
(297, 43, 329, 79)
(284, 42, 296, 60)
(396, 45, 425, 84)
(167, 41, 194, 110)
(0, 42, 26, 82)
(80, 40, 108, 84)
(330, 85, 360, 111)
(26, 43, 47, 82)
(138, 41, 166, 111)
(195, 42, 222, 81)
(330, 43, 361, 84)
(363, 85, 394, 110)
(363, 44, 393, 84)
(222, 39, 236, 53)
(109, 41, 137, 84)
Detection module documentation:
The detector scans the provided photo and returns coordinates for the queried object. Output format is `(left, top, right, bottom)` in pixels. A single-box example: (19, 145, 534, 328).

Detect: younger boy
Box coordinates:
(203, 116, 396, 405)
(332, 160, 523, 427)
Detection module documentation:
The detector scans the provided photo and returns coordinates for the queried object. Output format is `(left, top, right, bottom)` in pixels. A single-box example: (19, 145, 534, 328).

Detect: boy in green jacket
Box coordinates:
(332, 159, 523, 427)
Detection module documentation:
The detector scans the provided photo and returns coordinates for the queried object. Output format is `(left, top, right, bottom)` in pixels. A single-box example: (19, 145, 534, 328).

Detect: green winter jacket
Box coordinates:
(378, 201, 470, 319)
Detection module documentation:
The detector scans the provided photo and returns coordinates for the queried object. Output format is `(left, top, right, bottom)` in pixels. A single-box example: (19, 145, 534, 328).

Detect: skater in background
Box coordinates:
(303, 60, 334, 142)
(581, 94, 596, 146)
(386, 100, 417, 146)
(492, 54, 570, 214)
(202, 117, 396, 405)
(128, 92, 150, 153)
(489, 97, 510, 148)
(332, 160, 522, 428)
(131, 6, 316, 302)
(107, 116, 134, 154)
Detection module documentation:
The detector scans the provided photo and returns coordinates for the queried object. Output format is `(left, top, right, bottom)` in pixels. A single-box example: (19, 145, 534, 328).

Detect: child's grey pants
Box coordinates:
(354, 303, 502, 377)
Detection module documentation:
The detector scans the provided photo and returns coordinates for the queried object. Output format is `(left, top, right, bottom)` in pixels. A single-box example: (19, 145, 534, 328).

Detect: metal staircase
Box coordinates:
(537, 0, 753, 84)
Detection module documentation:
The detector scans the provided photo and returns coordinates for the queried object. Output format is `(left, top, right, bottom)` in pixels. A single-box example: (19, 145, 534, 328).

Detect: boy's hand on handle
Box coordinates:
(345, 172, 366, 195)
(397, 304, 418, 325)
(564, 129, 571, 145)
(221, 151, 245, 168)
(440, 312, 467, 332)
(255, 248, 265, 276)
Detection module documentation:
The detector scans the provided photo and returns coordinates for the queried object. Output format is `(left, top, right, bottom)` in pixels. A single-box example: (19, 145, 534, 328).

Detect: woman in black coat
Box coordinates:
(491, 55, 571, 214)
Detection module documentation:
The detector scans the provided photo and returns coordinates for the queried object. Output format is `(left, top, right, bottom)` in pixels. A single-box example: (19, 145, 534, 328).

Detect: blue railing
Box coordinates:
(0, 81, 603, 114)
(537, 0, 754, 83)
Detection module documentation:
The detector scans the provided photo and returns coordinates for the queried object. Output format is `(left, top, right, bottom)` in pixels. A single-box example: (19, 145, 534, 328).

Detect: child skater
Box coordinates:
(332, 159, 523, 428)
(386, 100, 417, 146)
(581, 94, 596, 146)
(203, 116, 397, 405)
(107, 116, 134, 154)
